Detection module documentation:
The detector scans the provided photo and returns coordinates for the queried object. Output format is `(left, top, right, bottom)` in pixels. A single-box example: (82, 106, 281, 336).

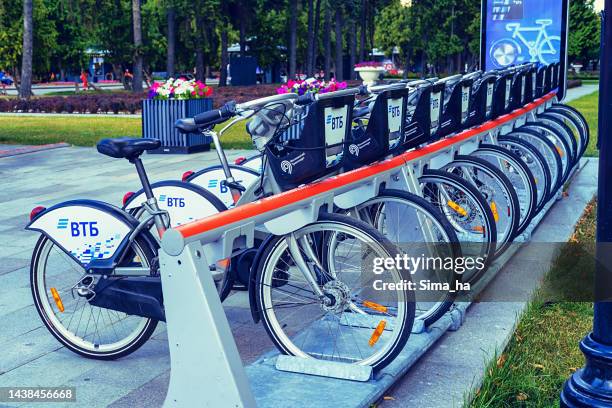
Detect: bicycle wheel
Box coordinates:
(550, 103, 590, 156)
(535, 114, 578, 166)
(30, 234, 158, 359)
(509, 128, 564, 193)
(443, 156, 520, 256)
(498, 135, 552, 213)
(419, 169, 497, 284)
(345, 189, 462, 326)
(471, 145, 538, 235)
(520, 122, 573, 183)
(255, 213, 415, 371)
(541, 109, 585, 159)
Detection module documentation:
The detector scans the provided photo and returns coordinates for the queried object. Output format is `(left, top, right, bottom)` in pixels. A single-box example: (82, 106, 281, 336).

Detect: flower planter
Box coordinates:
(142, 98, 213, 154)
(354, 67, 385, 86)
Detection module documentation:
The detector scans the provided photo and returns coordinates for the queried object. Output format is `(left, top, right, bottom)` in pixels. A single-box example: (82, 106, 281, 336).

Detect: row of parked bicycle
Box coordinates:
(26, 61, 588, 373)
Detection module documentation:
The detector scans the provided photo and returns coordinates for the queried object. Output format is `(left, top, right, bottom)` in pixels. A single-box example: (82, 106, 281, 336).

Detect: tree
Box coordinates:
(131, 0, 144, 92)
(166, 4, 176, 77)
(334, 5, 343, 80)
(323, 0, 331, 79)
(568, 0, 600, 66)
(19, 0, 33, 99)
(305, 0, 314, 75)
(288, 0, 298, 79)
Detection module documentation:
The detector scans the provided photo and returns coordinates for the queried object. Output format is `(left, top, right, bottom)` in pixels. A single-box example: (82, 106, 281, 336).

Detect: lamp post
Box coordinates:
(560, 1, 612, 406)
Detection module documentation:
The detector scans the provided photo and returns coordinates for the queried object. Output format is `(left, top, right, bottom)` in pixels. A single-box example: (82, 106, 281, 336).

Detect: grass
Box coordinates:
(0, 85, 600, 150)
(0, 114, 253, 148)
(567, 91, 599, 157)
(468, 200, 597, 408)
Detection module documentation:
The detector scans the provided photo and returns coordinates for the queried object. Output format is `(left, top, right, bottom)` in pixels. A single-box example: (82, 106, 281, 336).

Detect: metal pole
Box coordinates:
(560, 0, 612, 405)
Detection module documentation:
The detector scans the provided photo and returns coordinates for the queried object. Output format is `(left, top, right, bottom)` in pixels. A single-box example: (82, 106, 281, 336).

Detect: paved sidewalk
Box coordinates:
(564, 83, 599, 102)
(380, 159, 598, 407)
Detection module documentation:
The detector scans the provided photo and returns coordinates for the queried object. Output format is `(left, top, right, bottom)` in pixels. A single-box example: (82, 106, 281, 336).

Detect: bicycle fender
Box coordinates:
(186, 165, 260, 208)
(247, 233, 277, 324)
(124, 180, 227, 227)
(26, 199, 147, 268)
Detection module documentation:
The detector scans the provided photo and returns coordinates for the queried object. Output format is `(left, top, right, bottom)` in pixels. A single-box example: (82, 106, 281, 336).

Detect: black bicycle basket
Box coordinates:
(264, 94, 354, 190)
(401, 82, 433, 151)
(345, 88, 409, 168)
(427, 81, 447, 142)
(491, 71, 512, 118)
(509, 69, 525, 110)
(524, 65, 537, 104)
(437, 76, 474, 138)
(552, 62, 560, 89)
(466, 73, 497, 128)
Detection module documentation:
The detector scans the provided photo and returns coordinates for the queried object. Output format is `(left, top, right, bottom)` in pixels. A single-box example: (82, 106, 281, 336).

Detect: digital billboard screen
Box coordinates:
(481, 0, 569, 97)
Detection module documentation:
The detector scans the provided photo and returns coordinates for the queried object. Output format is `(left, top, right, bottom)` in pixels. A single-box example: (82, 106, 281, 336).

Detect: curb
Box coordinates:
(0, 142, 70, 158)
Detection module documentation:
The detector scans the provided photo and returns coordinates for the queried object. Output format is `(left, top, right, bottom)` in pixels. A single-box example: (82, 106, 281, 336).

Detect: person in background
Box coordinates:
(80, 70, 89, 90)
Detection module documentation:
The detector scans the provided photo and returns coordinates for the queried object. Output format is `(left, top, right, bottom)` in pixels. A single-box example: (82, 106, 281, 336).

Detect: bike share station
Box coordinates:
(155, 1, 582, 407)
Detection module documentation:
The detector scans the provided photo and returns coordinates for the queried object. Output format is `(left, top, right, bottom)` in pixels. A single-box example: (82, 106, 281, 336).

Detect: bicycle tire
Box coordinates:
(509, 128, 564, 193)
(471, 145, 538, 235)
(535, 113, 578, 166)
(498, 135, 553, 213)
(541, 109, 586, 159)
(550, 103, 590, 156)
(443, 155, 521, 256)
(419, 169, 497, 284)
(347, 189, 462, 327)
(255, 213, 415, 371)
(520, 122, 573, 183)
(30, 234, 159, 360)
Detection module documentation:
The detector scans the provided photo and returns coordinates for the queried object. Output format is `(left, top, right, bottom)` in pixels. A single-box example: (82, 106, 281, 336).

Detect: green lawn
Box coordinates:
(468, 200, 596, 408)
(0, 114, 253, 149)
(567, 91, 598, 157)
(0, 87, 599, 151)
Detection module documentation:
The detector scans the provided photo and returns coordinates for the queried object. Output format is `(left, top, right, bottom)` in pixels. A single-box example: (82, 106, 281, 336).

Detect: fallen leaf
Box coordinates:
(532, 363, 545, 369)
(497, 354, 507, 368)
(383, 396, 395, 401)
(517, 392, 528, 401)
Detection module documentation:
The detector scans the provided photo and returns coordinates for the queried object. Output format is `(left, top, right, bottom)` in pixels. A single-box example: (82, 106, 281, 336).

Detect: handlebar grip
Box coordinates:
(193, 101, 237, 125)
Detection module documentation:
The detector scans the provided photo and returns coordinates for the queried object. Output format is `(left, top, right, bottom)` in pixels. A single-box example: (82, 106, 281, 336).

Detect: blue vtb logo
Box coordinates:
(388, 105, 401, 118)
(59, 218, 99, 237)
(326, 114, 344, 130)
(158, 195, 185, 207)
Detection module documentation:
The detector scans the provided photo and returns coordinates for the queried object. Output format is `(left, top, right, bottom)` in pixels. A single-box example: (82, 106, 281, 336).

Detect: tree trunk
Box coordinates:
(194, 8, 206, 82)
(220, 25, 229, 86)
(334, 7, 343, 81)
(239, 18, 246, 54)
(359, 0, 366, 61)
(324, 2, 331, 80)
(349, 19, 356, 80)
(19, 0, 33, 100)
(313, 0, 321, 74)
(131, 0, 144, 92)
(288, 0, 298, 80)
(166, 7, 176, 78)
(306, 0, 314, 76)
(403, 51, 411, 79)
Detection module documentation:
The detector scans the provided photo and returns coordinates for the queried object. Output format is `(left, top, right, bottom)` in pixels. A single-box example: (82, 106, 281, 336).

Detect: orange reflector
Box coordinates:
(216, 258, 231, 269)
(490, 201, 499, 222)
(556, 146, 564, 157)
(447, 200, 467, 217)
(369, 320, 387, 347)
(473, 225, 485, 233)
(363, 301, 388, 314)
(50, 287, 64, 313)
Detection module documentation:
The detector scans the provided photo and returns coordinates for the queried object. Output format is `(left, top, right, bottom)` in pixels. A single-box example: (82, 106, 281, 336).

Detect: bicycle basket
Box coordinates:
(466, 73, 496, 127)
(400, 83, 433, 152)
(264, 94, 354, 190)
(524, 66, 537, 104)
(552, 62, 560, 89)
(428, 82, 446, 141)
(509, 70, 525, 110)
(544, 64, 553, 93)
(438, 76, 473, 138)
(492, 71, 513, 118)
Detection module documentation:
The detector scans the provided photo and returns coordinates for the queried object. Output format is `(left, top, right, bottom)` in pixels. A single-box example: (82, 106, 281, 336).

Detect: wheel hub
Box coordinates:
(321, 280, 351, 313)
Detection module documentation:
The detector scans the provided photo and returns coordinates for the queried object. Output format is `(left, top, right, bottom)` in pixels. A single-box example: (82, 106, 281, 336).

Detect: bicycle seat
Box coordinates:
(97, 137, 161, 160)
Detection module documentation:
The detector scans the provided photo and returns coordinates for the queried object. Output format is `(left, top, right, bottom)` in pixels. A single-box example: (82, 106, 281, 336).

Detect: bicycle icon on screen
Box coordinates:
(490, 19, 561, 68)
